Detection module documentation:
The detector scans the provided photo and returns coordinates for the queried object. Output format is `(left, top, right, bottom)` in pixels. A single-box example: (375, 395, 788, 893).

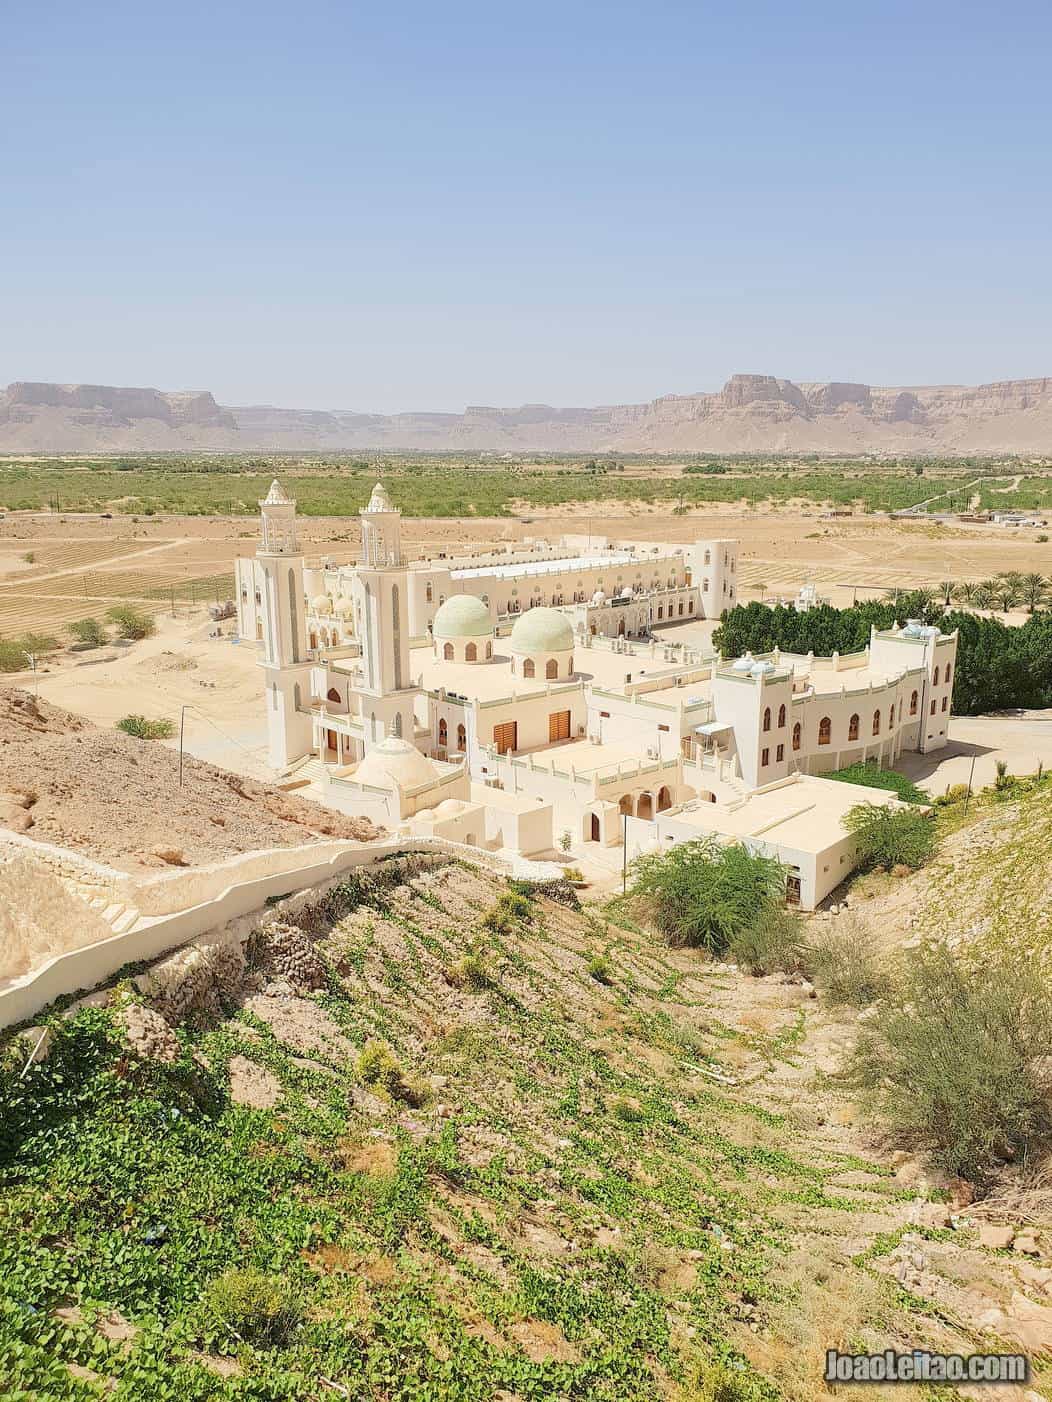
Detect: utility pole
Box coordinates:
(622, 812, 628, 894)
(22, 652, 38, 697)
(179, 704, 188, 786)
(962, 753, 977, 814)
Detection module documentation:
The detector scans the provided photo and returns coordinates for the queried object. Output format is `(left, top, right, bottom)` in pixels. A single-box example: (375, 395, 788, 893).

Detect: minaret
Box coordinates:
(350, 482, 415, 746)
(256, 480, 313, 768)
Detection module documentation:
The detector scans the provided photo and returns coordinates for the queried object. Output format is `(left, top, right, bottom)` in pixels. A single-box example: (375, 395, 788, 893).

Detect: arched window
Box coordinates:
(294, 683, 301, 711)
(288, 569, 299, 663)
(439, 594, 446, 606)
(818, 716, 831, 745)
(426, 582, 433, 603)
(762, 707, 771, 732)
(777, 703, 786, 727)
(930, 699, 937, 715)
(688, 599, 695, 613)
(703, 579, 709, 592)
(678, 602, 684, 616)
(309, 631, 318, 649)
(465, 642, 477, 662)
(393, 712, 402, 738)
(933, 665, 940, 685)
(888, 707, 894, 731)
(546, 658, 558, 679)
(704, 550, 711, 566)
(327, 687, 341, 703)
(657, 605, 664, 620)
(566, 655, 574, 676)
(872, 709, 881, 735)
(792, 722, 801, 752)
(523, 658, 535, 678)
(443, 642, 454, 660)
(486, 641, 492, 659)
(438, 718, 447, 747)
(848, 713, 859, 740)
(945, 663, 952, 684)
(456, 723, 466, 750)
(910, 689, 918, 715)
(942, 696, 948, 712)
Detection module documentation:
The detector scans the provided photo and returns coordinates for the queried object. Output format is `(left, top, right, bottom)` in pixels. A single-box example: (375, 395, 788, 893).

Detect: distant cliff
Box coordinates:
(3, 374, 1052, 454)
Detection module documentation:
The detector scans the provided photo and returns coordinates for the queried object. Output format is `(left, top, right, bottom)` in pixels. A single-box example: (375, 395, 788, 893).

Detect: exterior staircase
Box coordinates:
(71, 883, 142, 936)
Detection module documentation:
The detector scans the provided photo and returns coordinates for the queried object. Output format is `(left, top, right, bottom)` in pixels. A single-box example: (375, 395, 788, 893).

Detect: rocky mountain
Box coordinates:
(3, 373, 1052, 454)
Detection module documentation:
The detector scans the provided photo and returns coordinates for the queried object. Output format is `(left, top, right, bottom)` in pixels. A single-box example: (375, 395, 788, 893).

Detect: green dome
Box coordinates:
(433, 594, 493, 639)
(509, 607, 574, 655)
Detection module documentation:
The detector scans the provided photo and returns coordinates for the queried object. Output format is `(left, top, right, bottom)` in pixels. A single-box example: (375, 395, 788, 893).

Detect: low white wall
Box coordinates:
(0, 835, 564, 1031)
(121, 841, 355, 916)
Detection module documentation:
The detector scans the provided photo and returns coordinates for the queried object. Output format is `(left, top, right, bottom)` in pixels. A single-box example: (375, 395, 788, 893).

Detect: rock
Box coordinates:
(120, 1002, 180, 1063)
(1014, 1229, 1041, 1256)
(149, 845, 188, 866)
(979, 1223, 1015, 1251)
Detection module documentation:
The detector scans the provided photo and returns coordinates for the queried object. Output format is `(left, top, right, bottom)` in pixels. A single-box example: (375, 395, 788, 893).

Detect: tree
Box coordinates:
(843, 802, 935, 870)
(105, 604, 155, 640)
(68, 617, 108, 647)
(629, 837, 786, 952)
(971, 582, 995, 610)
(1019, 573, 1048, 613)
(994, 583, 1021, 614)
(936, 580, 956, 606)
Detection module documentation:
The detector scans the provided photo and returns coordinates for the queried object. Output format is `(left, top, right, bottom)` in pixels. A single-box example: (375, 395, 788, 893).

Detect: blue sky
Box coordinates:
(3, 0, 1050, 411)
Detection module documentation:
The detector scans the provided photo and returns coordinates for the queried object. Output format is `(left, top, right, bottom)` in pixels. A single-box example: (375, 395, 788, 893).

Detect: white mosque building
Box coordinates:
(236, 482, 957, 909)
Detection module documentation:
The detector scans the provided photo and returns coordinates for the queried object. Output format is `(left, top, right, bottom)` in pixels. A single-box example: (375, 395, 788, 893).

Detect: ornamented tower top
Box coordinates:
(259, 479, 298, 555)
(360, 481, 403, 568)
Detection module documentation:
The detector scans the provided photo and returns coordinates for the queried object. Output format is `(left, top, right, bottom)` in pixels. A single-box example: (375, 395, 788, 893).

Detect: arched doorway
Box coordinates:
(590, 812, 601, 842)
(618, 793, 634, 816)
(657, 785, 672, 812)
(617, 617, 626, 637)
(636, 792, 653, 820)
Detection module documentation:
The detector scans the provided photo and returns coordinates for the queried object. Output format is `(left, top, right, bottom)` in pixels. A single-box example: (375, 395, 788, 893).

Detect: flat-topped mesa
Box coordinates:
(718, 374, 809, 413)
(1, 381, 235, 429)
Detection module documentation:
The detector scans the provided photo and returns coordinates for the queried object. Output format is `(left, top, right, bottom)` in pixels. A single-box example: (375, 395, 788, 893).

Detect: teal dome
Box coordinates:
(433, 594, 493, 639)
(509, 607, 574, 655)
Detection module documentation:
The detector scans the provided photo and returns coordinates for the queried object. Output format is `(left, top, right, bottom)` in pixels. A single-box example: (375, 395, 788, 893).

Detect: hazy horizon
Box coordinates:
(5, 0, 1052, 414)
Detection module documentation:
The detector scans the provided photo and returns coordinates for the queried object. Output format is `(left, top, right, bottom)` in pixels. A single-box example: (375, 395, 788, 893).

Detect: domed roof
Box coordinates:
(436, 798, 465, 815)
(509, 607, 574, 655)
(334, 599, 354, 619)
(731, 654, 755, 672)
(750, 660, 776, 677)
(433, 594, 492, 639)
(364, 481, 396, 513)
(311, 594, 333, 614)
(353, 737, 438, 791)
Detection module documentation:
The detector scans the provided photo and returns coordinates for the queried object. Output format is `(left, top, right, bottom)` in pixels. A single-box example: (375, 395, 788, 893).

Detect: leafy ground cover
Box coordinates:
(0, 857, 1040, 1399)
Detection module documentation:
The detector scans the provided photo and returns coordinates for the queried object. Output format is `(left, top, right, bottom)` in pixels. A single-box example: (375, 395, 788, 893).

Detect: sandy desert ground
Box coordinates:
(1, 503, 1050, 638)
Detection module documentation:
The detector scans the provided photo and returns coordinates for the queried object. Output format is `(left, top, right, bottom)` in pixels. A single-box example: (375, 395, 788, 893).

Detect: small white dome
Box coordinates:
(509, 607, 574, 655)
(353, 737, 438, 791)
(433, 594, 492, 639)
(311, 595, 333, 614)
(436, 798, 465, 815)
(750, 660, 776, 677)
(731, 654, 754, 672)
(364, 481, 396, 513)
(334, 599, 354, 619)
(415, 808, 436, 822)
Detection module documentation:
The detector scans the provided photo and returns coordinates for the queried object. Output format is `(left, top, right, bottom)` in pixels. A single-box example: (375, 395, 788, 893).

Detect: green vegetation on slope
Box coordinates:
(0, 857, 955, 1401)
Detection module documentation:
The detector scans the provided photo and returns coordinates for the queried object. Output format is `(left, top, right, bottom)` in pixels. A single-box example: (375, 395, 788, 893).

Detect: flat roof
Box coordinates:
(667, 774, 900, 854)
(451, 550, 639, 581)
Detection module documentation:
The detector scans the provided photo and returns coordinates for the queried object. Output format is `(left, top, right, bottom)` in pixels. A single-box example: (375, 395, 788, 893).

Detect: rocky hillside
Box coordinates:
(4, 374, 1052, 454)
(1, 855, 1047, 1399)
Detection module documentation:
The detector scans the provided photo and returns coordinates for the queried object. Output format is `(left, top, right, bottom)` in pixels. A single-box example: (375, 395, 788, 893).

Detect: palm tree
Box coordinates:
(971, 582, 995, 610)
(1020, 573, 1048, 612)
(936, 580, 956, 606)
(756, 582, 767, 601)
(995, 583, 1021, 613)
(955, 581, 980, 606)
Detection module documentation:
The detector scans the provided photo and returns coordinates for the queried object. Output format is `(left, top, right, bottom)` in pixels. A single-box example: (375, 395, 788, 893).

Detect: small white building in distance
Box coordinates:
(236, 482, 957, 909)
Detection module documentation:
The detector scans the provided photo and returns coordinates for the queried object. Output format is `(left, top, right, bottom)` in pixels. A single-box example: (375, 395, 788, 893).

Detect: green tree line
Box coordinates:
(712, 593, 1052, 715)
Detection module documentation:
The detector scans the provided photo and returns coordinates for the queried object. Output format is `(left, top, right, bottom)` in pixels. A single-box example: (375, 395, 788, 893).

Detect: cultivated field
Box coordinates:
(0, 455, 1050, 637)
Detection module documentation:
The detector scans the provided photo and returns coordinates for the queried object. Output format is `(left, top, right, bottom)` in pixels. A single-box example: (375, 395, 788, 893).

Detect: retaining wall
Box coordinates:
(0, 836, 563, 1031)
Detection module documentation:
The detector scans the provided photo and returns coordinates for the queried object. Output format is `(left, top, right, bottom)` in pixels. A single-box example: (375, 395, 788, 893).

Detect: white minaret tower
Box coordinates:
(351, 482, 416, 746)
(256, 480, 313, 768)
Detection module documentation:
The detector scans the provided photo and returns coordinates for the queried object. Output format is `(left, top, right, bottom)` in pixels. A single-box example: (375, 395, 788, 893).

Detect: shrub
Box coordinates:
(729, 906, 805, 976)
(20, 632, 60, 655)
(68, 617, 108, 647)
(446, 953, 492, 991)
(495, 890, 532, 921)
(106, 604, 156, 640)
(559, 830, 573, 853)
(356, 1040, 425, 1105)
(116, 714, 176, 740)
(850, 945, 1052, 1184)
(0, 634, 58, 671)
(827, 763, 927, 805)
(843, 802, 935, 871)
(481, 906, 513, 935)
(610, 1096, 646, 1124)
(933, 782, 971, 807)
(563, 865, 584, 883)
(806, 916, 885, 1007)
(629, 837, 786, 952)
(202, 1268, 302, 1347)
(587, 950, 613, 984)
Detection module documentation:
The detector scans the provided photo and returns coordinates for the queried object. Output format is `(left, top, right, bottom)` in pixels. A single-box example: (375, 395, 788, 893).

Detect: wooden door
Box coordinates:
(493, 720, 518, 754)
(548, 710, 571, 743)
